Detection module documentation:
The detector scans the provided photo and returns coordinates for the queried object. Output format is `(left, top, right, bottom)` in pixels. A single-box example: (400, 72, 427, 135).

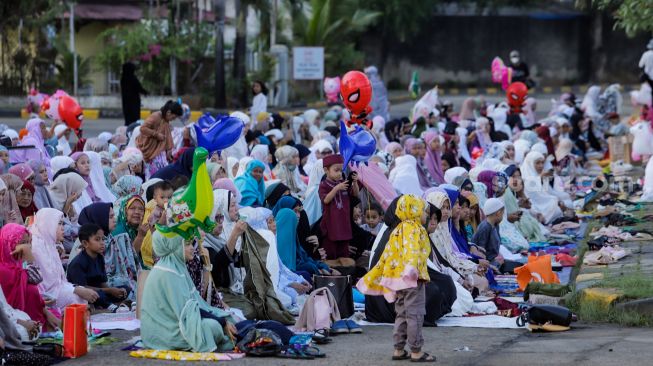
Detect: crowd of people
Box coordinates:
(0, 67, 651, 363)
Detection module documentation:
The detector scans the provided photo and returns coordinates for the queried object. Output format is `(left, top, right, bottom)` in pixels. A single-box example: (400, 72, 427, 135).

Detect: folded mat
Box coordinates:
(129, 350, 245, 361)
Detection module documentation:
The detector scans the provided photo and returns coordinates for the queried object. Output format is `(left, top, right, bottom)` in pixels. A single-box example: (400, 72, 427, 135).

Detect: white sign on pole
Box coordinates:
(293, 47, 324, 80)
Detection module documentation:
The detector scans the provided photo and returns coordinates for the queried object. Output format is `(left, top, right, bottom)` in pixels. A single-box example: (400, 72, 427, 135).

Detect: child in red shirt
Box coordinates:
(318, 154, 359, 262)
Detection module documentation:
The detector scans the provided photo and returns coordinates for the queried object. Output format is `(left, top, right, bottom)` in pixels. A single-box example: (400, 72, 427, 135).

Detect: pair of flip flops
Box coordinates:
(392, 350, 436, 363)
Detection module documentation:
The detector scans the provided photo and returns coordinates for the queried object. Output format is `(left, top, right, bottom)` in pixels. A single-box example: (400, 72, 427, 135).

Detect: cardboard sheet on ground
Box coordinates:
(359, 315, 524, 329)
(91, 312, 141, 331)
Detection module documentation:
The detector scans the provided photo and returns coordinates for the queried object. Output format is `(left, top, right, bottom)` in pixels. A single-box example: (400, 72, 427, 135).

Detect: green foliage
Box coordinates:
(53, 38, 92, 91)
(566, 291, 653, 326)
(365, 0, 437, 43)
(580, 0, 653, 36)
(95, 19, 215, 94)
(249, 52, 277, 84)
(293, 0, 381, 74)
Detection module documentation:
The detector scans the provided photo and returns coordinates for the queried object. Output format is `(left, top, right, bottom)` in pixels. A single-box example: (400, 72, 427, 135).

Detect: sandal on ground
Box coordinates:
(411, 352, 436, 363)
(276, 346, 314, 360)
(302, 346, 326, 358)
(313, 329, 332, 344)
(392, 350, 410, 361)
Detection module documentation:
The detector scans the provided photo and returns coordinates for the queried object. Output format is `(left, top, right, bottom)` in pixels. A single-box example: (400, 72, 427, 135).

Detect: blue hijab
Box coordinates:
(271, 195, 300, 217)
(275, 208, 298, 271)
(443, 186, 473, 257)
(234, 159, 266, 207)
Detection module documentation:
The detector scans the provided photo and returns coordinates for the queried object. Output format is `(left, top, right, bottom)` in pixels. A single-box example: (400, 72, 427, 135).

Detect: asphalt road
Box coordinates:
(65, 322, 653, 366)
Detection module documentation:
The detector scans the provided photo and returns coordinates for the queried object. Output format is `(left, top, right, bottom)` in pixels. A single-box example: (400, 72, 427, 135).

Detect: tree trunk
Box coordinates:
(233, 0, 248, 107)
(214, 0, 226, 108)
(587, 4, 607, 82)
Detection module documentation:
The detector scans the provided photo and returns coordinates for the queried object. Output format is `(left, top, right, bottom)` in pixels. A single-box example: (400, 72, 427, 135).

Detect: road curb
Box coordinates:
(2, 84, 642, 121)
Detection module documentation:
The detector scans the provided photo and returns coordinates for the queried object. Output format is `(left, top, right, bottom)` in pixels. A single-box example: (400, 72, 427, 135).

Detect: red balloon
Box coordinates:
(340, 70, 373, 128)
(58, 95, 84, 130)
(506, 82, 528, 115)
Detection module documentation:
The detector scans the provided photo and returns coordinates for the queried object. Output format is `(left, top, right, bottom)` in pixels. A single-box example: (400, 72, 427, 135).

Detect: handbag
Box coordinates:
(313, 289, 332, 330)
(62, 304, 89, 358)
(313, 275, 354, 318)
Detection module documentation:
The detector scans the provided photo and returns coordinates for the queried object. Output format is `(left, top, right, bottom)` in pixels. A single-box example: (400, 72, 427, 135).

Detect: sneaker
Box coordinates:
(345, 319, 363, 334)
(330, 320, 349, 335)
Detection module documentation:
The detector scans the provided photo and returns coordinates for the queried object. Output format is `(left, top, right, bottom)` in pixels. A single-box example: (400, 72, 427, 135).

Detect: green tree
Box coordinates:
(53, 38, 91, 92)
(295, 0, 381, 74)
(580, 0, 653, 36)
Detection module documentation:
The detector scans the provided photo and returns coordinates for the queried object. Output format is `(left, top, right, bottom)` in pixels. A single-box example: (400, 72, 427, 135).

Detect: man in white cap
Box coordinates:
(472, 198, 522, 274)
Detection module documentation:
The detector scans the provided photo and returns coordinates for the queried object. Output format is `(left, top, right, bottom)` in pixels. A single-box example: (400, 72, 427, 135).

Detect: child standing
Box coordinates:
(318, 154, 359, 263)
(67, 224, 130, 311)
(357, 194, 435, 362)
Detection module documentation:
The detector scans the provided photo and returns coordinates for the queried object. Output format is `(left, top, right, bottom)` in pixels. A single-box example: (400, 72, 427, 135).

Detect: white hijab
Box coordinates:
(249, 144, 271, 179)
(389, 155, 423, 196)
(521, 151, 562, 224)
(455, 127, 472, 164)
(54, 124, 71, 156)
(50, 156, 75, 175)
(207, 189, 244, 294)
(235, 156, 253, 178)
(444, 167, 468, 184)
(303, 159, 324, 226)
(85, 151, 117, 203)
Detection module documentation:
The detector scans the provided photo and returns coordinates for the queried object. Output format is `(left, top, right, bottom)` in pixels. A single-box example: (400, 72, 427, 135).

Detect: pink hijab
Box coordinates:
(13, 118, 52, 177)
(213, 178, 242, 204)
(423, 131, 445, 184)
(1, 174, 24, 225)
(8, 163, 34, 181)
(0, 224, 30, 307)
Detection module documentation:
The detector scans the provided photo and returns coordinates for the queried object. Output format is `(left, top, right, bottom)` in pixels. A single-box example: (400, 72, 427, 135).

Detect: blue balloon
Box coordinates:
(196, 113, 216, 129)
(194, 114, 244, 154)
(339, 121, 376, 171)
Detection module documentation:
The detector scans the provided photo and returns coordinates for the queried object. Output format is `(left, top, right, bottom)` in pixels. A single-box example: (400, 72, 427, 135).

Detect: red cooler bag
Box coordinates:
(63, 304, 89, 358)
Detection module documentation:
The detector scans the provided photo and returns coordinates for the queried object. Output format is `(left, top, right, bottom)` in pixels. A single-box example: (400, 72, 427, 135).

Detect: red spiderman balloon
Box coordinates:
(340, 70, 373, 129)
(506, 81, 528, 115)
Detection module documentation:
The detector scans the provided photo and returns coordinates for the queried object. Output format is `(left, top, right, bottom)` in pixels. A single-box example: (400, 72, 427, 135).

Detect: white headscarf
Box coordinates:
(274, 145, 306, 196)
(389, 155, 423, 196)
(513, 139, 531, 164)
(54, 124, 72, 156)
(226, 157, 239, 180)
(222, 112, 249, 159)
(235, 156, 253, 178)
(455, 127, 472, 164)
(85, 151, 117, 203)
(50, 156, 75, 175)
(521, 151, 563, 224)
(205, 189, 244, 294)
(249, 144, 271, 179)
(444, 166, 468, 184)
(140, 178, 163, 201)
(303, 159, 324, 226)
(292, 116, 305, 143)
